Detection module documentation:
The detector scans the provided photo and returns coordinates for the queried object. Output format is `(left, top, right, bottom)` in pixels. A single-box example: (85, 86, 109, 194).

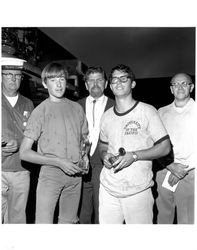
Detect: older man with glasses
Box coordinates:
(1, 52, 34, 223)
(98, 64, 171, 224)
(156, 73, 196, 224)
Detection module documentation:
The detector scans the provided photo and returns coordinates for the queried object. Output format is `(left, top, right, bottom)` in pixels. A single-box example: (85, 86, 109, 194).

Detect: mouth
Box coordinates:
(116, 86, 124, 90)
(92, 87, 101, 92)
(9, 83, 17, 87)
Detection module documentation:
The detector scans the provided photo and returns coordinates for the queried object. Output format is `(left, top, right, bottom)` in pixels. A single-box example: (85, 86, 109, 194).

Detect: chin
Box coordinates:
(91, 92, 102, 98)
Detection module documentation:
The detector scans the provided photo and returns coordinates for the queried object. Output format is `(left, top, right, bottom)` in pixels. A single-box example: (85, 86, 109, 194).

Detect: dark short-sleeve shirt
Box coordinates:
(2, 94, 34, 172)
(24, 98, 88, 163)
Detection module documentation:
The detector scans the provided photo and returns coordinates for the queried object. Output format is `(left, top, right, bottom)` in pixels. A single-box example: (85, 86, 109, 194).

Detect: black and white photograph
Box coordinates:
(1, 1, 196, 250)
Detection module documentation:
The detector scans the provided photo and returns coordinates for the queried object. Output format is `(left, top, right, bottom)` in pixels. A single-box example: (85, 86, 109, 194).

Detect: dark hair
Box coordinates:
(41, 62, 68, 84)
(109, 64, 135, 82)
(83, 66, 107, 82)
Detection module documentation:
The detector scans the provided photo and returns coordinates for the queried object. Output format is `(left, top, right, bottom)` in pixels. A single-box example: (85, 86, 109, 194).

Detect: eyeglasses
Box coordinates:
(111, 75, 130, 84)
(2, 73, 23, 80)
(171, 82, 192, 88)
(86, 78, 105, 85)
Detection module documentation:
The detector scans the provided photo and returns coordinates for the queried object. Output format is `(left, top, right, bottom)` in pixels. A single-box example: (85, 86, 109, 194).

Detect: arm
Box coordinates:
(113, 138, 171, 173)
(99, 140, 114, 169)
(167, 163, 189, 179)
(2, 139, 18, 156)
(20, 137, 83, 176)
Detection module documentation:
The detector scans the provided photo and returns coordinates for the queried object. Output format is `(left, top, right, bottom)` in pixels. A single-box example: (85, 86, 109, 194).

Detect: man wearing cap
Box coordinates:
(1, 53, 34, 223)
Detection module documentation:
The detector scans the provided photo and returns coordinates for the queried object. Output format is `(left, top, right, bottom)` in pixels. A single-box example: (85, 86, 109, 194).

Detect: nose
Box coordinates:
(177, 84, 184, 89)
(92, 81, 98, 87)
(115, 78, 123, 85)
(11, 74, 17, 81)
(56, 79, 62, 87)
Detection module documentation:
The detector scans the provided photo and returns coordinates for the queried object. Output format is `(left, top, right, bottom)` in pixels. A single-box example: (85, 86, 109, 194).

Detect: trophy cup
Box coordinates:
(78, 137, 91, 174)
(108, 147, 126, 166)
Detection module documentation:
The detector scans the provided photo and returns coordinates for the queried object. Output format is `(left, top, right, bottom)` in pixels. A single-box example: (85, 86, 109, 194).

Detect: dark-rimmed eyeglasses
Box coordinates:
(2, 73, 23, 80)
(111, 75, 131, 84)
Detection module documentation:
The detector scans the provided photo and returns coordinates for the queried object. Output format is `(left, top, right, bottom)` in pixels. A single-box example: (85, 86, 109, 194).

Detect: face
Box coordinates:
(44, 75, 67, 102)
(170, 73, 194, 101)
(110, 70, 135, 97)
(85, 72, 107, 98)
(2, 69, 22, 96)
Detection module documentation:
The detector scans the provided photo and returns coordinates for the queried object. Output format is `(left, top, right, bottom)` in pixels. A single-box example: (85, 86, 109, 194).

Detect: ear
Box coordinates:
(42, 81, 48, 89)
(170, 86, 174, 95)
(104, 80, 108, 89)
(190, 83, 194, 93)
(85, 82, 89, 91)
(131, 81, 136, 89)
(110, 83, 113, 92)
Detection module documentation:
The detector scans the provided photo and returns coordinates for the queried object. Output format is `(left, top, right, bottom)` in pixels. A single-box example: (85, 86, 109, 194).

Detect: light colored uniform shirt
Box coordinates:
(100, 101, 169, 198)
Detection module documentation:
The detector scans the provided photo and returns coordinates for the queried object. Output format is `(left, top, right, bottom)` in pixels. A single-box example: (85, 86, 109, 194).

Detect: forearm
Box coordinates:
(20, 148, 60, 167)
(132, 139, 171, 161)
(98, 141, 108, 160)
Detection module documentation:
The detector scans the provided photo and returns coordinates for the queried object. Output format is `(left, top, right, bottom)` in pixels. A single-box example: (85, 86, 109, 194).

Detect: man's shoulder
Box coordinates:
(65, 98, 85, 114)
(138, 101, 157, 113)
(106, 96, 115, 109)
(19, 94, 33, 104)
(158, 103, 173, 114)
(103, 105, 114, 117)
(77, 97, 86, 108)
(19, 94, 34, 110)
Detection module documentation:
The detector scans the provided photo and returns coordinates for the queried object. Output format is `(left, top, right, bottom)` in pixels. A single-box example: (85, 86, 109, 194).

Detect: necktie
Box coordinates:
(92, 100, 96, 127)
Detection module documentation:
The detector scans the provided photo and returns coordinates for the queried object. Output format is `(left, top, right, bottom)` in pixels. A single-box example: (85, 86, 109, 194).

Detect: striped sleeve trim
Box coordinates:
(154, 135, 170, 145)
(99, 139, 108, 145)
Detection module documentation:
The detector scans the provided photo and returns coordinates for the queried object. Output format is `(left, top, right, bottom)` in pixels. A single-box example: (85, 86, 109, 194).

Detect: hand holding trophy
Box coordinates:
(78, 136, 91, 174)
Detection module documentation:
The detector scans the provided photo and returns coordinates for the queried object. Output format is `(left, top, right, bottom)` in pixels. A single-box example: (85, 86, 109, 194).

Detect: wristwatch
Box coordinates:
(132, 152, 138, 162)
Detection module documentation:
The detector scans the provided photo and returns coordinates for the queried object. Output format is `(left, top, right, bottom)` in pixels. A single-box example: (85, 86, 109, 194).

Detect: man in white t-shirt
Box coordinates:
(156, 73, 196, 224)
(99, 64, 171, 224)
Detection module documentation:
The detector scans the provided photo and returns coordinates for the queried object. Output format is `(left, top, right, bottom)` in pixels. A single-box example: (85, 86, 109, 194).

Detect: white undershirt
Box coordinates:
(86, 95, 108, 156)
(4, 94, 19, 107)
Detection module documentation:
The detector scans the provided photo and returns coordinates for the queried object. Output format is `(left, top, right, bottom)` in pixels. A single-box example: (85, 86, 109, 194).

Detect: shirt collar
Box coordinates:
(87, 94, 106, 103)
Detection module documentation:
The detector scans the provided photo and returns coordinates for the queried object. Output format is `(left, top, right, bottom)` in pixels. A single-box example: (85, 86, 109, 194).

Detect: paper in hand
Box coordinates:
(162, 170, 179, 192)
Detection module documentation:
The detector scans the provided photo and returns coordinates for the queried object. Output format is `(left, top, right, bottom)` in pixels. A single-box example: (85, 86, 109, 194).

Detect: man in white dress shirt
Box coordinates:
(78, 66, 114, 223)
(156, 73, 196, 224)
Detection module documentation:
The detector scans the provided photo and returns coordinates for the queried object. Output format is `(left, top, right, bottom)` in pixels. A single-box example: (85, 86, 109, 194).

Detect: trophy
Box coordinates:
(78, 137, 91, 174)
(108, 147, 126, 166)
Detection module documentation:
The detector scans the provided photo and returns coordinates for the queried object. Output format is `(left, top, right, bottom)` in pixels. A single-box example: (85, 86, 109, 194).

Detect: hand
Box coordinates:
(168, 173, 180, 187)
(2, 139, 18, 156)
(58, 158, 83, 176)
(103, 153, 115, 169)
(167, 163, 189, 179)
(113, 152, 135, 173)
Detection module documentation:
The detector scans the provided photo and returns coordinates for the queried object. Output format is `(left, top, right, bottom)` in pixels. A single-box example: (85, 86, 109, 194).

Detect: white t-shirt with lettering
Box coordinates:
(100, 101, 168, 198)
